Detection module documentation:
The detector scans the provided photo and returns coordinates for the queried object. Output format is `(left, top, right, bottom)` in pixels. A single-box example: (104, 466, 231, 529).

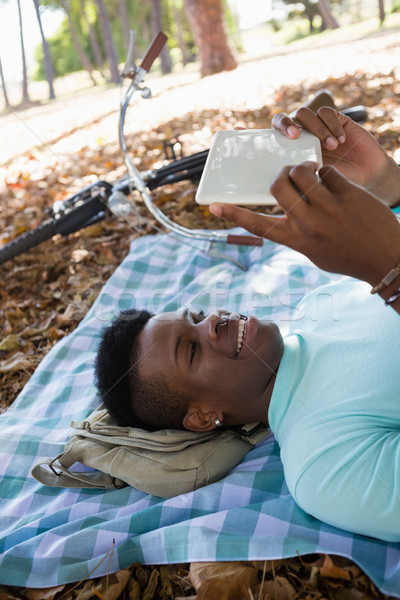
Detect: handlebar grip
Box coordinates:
(140, 32, 168, 72)
(226, 234, 263, 247)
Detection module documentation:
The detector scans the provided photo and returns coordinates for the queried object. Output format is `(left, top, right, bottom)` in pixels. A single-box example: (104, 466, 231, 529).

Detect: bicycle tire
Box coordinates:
(0, 219, 56, 266)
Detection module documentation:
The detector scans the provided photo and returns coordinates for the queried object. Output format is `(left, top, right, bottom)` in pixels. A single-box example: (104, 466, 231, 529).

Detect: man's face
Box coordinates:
(136, 309, 284, 429)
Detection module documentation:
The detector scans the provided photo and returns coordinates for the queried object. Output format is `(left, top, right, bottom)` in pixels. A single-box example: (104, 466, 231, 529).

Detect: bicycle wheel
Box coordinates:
(0, 220, 56, 266)
(0, 193, 108, 266)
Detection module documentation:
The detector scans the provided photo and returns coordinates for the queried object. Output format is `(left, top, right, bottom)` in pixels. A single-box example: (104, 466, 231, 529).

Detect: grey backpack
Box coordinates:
(32, 407, 269, 497)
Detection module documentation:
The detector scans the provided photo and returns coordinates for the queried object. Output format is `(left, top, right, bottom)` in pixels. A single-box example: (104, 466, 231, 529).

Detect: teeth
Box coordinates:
(236, 317, 247, 354)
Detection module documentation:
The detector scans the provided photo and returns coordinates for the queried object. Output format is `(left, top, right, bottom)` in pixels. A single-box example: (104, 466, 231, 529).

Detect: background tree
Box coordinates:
(281, 0, 339, 32)
(117, 0, 130, 52)
(184, 0, 237, 77)
(59, 0, 98, 84)
(0, 0, 30, 103)
(164, 0, 193, 66)
(0, 56, 10, 108)
(79, 0, 105, 75)
(32, 0, 56, 99)
(17, 0, 30, 103)
(378, 0, 385, 23)
(301, 0, 324, 33)
(95, 0, 120, 83)
(316, 0, 339, 28)
(151, 0, 172, 74)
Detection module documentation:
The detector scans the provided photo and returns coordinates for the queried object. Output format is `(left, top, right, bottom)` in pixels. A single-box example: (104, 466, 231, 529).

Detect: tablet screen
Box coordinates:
(195, 129, 322, 206)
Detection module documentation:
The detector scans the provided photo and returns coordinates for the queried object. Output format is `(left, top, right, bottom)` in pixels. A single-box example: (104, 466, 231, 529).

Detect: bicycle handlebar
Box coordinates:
(118, 32, 262, 249)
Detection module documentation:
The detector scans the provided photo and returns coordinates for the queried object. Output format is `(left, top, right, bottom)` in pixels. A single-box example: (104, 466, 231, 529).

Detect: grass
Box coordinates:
(239, 11, 400, 58)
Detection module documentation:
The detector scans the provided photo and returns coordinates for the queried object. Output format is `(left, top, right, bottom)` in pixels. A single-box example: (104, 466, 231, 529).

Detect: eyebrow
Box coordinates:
(174, 335, 182, 367)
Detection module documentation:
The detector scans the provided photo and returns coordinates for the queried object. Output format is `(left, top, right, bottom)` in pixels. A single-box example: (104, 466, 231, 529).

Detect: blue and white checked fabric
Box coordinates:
(0, 230, 399, 595)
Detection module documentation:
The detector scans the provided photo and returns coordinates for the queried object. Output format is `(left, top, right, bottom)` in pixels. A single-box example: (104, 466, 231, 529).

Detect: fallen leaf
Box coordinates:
(126, 577, 141, 600)
(320, 555, 352, 581)
(0, 335, 20, 352)
(93, 569, 132, 600)
(142, 569, 159, 600)
(0, 587, 25, 600)
(257, 576, 297, 600)
(24, 584, 66, 600)
(189, 562, 257, 600)
(0, 352, 33, 373)
(19, 313, 56, 339)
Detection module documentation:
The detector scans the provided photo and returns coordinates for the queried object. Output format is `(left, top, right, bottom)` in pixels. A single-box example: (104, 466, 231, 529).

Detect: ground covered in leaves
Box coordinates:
(0, 556, 394, 599)
(0, 30, 400, 600)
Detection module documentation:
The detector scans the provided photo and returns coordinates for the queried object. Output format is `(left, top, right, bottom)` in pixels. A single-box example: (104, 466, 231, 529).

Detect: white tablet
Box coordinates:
(195, 129, 322, 206)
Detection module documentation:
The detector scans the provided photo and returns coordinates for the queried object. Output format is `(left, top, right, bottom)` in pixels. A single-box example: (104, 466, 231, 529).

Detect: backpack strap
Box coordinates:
(231, 422, 269, 444)
(31, 451, 126, 490)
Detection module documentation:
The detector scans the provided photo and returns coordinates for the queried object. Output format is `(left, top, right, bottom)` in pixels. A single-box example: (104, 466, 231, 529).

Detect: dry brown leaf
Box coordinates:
(19, 313, 56, 339)
(126, 577, 141, 600)
(0, 335, 20, 353)
(90, 569, 132, 600)
(189, 562, 257, 600)
(320, 555, 352, 581)
(333, 588, 370, 600)
(24, 584, 66, 600)
(0, 588, 24, 600)
(142, 569, 159, 600)
(257, 576, 297, 600)
(0, 352, 33, 373)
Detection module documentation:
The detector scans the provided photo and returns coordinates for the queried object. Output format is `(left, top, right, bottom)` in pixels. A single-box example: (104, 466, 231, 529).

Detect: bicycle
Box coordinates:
(0, 32, 369, 268)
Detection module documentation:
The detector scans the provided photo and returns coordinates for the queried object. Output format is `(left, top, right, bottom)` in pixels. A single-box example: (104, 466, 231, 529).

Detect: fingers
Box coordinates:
(272, 106, 347, 152)
(319, 165, 354, 193)
(270, 162, 321, 208)
(272, 113, 300, 139)
(295, 106, 346, 150)
(209, 203, 289, 244)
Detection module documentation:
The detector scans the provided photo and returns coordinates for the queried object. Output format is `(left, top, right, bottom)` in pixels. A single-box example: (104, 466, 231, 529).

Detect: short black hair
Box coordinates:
(94, 308, 193, 431)
(94, 308, 152, 427)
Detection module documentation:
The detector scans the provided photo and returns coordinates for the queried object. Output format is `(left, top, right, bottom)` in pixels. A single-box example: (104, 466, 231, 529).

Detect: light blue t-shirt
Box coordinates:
(268, 278, 400, 542)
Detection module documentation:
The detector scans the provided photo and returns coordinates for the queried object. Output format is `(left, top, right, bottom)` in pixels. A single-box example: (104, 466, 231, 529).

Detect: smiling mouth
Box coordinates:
(236, 316, 248, 355)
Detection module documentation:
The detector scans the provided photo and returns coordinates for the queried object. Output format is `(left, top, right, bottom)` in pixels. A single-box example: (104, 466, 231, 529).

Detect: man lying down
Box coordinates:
(95, 106, 400, 544)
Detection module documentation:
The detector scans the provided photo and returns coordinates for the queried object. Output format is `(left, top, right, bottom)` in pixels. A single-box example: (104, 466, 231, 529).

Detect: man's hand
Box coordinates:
(210, 162, 400, 287)
(272, 107, 400, 207)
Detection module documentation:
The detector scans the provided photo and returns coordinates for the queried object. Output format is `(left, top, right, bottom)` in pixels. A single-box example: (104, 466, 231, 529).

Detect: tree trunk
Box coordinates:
(316, 0, 339, 29)
(95, 0, 120, 83)
(0, 57, 11, 108)
(117, 0, 131, 52)
(151, 0, 172, 74)
(79, 0, 106, 77)
(184, 0, 237, 77)
(17, 0, 30, 103)
(32, 0, 55, 99)
(172, 2, 192, 66)
(60, 0, 97, 85)
(378, 0, 385, 24)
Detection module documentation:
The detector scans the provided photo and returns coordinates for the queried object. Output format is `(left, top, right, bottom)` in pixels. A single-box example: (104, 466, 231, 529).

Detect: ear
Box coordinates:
(183, 407, 222, 432)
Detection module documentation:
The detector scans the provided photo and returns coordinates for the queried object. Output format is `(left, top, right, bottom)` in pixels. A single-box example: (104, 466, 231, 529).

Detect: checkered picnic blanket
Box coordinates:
(0, 230, 399, 595)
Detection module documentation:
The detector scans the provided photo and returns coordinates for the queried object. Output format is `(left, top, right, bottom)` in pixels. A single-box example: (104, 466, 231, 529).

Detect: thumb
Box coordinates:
(319, 165, 353, 193)
(209, 203, 289, 244)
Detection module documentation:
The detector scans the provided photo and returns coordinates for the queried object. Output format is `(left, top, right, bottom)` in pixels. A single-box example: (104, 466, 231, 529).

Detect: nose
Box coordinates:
(202, 312, 227, 342)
